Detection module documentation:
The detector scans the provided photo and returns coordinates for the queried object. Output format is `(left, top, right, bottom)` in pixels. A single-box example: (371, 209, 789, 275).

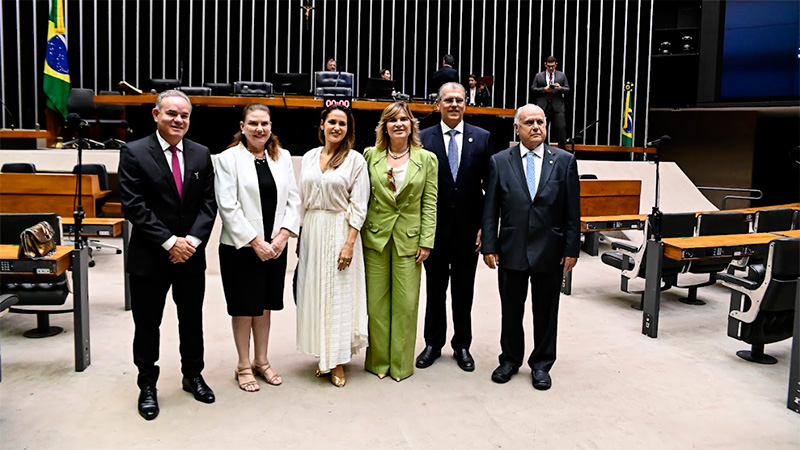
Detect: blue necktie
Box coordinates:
(526, 151, 537, 198)
(447, 129, 459, 181)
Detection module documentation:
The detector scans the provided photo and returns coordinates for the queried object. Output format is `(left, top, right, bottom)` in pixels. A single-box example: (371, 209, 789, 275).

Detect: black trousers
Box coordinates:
(544, 102, 567, 150)
(131, 272, 206, 389)
(497, 267, 561, 371)
(422, 240, 479, 350)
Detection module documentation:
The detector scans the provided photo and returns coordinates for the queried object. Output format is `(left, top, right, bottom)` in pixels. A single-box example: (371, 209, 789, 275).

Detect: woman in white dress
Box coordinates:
(296, 105, 369, 387)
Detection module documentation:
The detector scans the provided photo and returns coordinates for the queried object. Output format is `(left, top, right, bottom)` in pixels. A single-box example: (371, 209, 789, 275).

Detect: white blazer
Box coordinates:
(214, 142, 301, 249)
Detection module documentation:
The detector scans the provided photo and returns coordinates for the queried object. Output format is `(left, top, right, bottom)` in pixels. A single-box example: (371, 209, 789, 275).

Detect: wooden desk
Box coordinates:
(553, 143, 657, 155)
(62, 218, 131, 311)
(0, 244, 91, 371)
(0, 173, 111, 218)
(579, 180, 642, 256)
(581, 214, 647, 233)
(0, 129, 51, 139)
(94, 94, 517, 117)
(641, 231, 793, 339)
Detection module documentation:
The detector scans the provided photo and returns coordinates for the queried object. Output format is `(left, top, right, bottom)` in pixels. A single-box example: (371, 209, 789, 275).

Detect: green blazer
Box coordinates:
(362, 146, 438, 256)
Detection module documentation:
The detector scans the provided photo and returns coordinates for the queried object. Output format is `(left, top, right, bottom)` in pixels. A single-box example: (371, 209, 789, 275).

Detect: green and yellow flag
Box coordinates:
(43, 0, 70, 119)
(621, 82, 634, 147)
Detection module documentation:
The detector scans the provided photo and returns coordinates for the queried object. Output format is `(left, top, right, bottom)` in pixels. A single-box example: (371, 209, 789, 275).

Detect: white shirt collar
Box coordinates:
(440, 120, 464, 135)
(519, 141, 544, 159)
(156, 131, 184, 152)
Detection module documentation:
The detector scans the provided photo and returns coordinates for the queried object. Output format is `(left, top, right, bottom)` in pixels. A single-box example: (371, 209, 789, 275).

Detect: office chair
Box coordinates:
(1, 163, 36, 173)
(96, 90, 130, 149)
(63, 88, 104, 149)
(70, 164, 123, 257)
(718, 237, 799, 364)
(0, 213, 72, 338)
(314, 71, 354, 96)
(676, 212, 749, 305)
(752, 208, 795, 233)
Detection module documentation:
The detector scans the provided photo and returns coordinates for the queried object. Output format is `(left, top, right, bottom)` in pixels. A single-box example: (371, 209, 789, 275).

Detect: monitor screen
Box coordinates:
(269, 73, 311, 95)
(363, 78, 397, 99)
(720, 0, 800, 100)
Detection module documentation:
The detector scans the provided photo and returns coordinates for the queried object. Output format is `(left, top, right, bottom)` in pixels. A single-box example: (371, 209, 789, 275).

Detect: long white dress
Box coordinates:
(296, 147, 369, 372)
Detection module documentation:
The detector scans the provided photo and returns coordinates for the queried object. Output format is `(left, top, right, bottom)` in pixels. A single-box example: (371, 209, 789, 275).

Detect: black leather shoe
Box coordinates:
(182, 375, 216, 404)
(453, 348, 475, 372)
(491, 363, 518, 384)
(415, 345, 441, 369)
(532, 369, 552, 390)
(138, 386, 159, 420)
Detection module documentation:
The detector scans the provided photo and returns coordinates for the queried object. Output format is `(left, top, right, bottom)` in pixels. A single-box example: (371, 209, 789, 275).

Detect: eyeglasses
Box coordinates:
(440, 97, 465, 105)
(387, 167, 396, 192)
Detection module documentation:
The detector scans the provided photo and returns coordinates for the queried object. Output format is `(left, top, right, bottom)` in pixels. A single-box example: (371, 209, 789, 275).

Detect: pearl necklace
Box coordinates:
(388, 147, 410, 159)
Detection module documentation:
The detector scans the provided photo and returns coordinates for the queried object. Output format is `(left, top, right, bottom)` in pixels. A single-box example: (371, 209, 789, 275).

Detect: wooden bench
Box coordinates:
(579, 179, 642, 256)
(0, 173, 111, 218)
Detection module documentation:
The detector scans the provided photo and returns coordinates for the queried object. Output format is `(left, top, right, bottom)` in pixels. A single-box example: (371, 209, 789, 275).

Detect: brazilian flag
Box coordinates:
(43, 0, 70, 119)
(621, 82, 634, 147)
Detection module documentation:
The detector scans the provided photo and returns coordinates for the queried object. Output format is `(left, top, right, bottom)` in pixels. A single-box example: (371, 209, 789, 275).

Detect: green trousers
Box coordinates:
(364, 238, 422, 381)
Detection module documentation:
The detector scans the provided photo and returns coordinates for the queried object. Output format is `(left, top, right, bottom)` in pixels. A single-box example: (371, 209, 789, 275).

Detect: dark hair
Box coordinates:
(442, 54, 455, 66)
(318, 105, 355, 170)
(228, 103, 282, 161)
(378, 68, 389, 78)
(468, 74, 477, 82)
(545, 56, 558, 64)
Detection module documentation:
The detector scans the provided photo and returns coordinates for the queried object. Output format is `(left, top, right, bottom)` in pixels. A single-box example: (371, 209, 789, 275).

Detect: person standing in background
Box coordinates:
(531, 56, 570, 149)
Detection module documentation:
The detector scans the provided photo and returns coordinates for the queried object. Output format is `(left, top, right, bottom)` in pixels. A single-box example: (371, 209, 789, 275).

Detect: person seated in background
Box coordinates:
(466, 74, 490, 107)
(379, 68, 391, 80)
(327, 58, 338, 71)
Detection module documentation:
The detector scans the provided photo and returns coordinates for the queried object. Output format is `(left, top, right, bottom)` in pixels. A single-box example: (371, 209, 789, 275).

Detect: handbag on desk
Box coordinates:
(18, 221, 57, 259)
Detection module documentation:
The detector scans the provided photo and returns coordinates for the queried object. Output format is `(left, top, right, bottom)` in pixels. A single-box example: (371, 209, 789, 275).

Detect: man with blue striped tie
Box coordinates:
(481, 104, 580, 390)
(417, 82, 494, 373)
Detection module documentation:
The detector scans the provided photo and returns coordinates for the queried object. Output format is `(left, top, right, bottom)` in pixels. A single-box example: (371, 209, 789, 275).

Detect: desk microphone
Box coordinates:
(1, 100, 16, 129)
(646, 135, 671, 147)
(67, 113, 89, 130)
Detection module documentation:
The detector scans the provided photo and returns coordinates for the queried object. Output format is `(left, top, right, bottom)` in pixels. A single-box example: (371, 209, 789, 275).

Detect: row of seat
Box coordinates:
(601, 208, 799, 364)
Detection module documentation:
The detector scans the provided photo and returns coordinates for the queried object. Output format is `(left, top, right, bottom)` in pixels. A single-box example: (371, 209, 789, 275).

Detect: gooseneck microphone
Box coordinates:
(646, 135, 671, 147)
(67, 113, 89, 129)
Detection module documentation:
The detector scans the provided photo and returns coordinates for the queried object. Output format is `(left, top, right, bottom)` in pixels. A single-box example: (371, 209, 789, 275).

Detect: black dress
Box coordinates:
(219, 158, 287, 316)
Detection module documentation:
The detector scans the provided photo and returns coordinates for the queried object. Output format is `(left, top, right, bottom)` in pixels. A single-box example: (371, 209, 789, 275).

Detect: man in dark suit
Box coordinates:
(531, 56, 571, 150)
(118, 90, 218, 420)
(481, 104, 580, 390)
(416, 82, 493, 372)
(431, 54, 459, 95)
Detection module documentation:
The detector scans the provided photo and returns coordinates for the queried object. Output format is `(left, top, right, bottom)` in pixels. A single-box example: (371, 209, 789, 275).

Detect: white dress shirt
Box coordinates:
(155, 131, 201, 250)
(439, 120, 465, 164)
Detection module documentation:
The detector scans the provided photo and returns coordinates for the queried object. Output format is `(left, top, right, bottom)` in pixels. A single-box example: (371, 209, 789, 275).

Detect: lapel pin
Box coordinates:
(194, 172, 200, 179)
(468, 137, 473, 143)
(549, 160, 554, 165)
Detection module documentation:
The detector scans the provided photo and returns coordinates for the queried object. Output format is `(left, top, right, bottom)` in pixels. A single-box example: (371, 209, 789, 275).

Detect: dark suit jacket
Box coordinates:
(481, 143, 580, 272)
(421, 123, 493, 249)
(531, 70, 571, 113)
(118, 133, 217, 279)
(431, 66, 459, 93)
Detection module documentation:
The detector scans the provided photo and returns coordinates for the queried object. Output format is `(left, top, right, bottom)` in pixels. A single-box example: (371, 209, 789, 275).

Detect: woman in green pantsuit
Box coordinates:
(362, 102, 438, 381)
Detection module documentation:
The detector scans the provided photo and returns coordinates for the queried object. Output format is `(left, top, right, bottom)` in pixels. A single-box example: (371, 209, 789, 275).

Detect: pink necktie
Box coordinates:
(169, 146, 183, 197)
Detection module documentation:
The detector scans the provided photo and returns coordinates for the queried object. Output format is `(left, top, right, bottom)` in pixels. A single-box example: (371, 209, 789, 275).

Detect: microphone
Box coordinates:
(1, 100, 16, 129)
(646, 135, 671, 147)
(179, 60, 184, 84)
(566, 135, 583, 145)
(67, 113, 89, 130)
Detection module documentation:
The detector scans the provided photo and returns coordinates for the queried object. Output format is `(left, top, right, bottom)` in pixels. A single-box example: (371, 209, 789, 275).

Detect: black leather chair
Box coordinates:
(71, 164, 122, 257)
(314, 71, 354, 96)
(601, 212, 696, 309)
(579, 174, 598, 179)
(0, 293, 19, 381)
(96, 90, 129, 149)
(204, 82, 233, 96)
(178, 86, 212, 96)
(64, 88, 104, 149)
(676, 211, 749, 305)
(753, 208, 795, 233)
(233, 81, 274, 95)
(718, 237, 799, 364)
(0, 213, 71, 338)
(1, 163, 36, 173)
(793, 210, 800, 229)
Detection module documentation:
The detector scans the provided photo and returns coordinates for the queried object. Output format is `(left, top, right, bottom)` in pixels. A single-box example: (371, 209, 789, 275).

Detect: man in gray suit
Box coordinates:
(481, 104, 580, 390)
(531, 56, 570, 149)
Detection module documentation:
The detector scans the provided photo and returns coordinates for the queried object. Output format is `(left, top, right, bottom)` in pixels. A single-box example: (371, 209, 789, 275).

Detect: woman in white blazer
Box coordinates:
(214, 103, 300, 392)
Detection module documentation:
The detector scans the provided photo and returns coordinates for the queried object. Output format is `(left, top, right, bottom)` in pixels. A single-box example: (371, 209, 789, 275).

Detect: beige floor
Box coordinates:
(1, 227, 798, 450)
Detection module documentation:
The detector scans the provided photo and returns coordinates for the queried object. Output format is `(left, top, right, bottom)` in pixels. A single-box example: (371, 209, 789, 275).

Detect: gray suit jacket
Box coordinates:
(481, 144, 580, 272)
(531, 70, 571, 113)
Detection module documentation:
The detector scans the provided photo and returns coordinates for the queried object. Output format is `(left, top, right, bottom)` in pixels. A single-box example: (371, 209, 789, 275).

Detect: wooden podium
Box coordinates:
(0, 173, 111, 217)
